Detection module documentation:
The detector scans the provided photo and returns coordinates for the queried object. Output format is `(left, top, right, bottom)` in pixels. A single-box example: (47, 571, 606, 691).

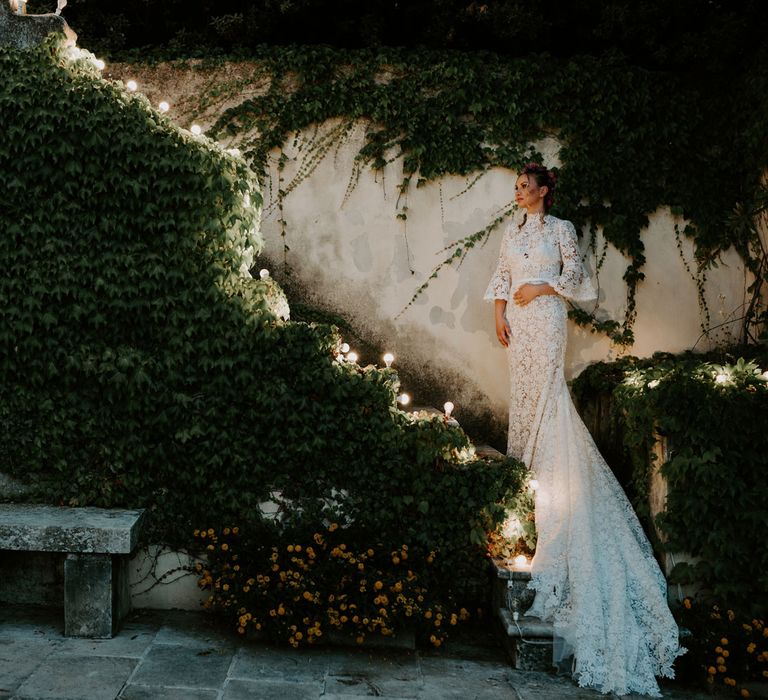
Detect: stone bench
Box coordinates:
(0, 504, 144, 638)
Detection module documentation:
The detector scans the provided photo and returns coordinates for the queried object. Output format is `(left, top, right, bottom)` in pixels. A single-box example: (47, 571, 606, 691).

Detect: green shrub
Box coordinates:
(573, 350, 768, 617)
(0, 41, 524, 601)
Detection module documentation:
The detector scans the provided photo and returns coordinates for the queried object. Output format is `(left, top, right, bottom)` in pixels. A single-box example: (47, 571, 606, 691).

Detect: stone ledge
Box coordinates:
(492, 557, 532, 581)
(0, 504, 145, 554)
(498, 608, 553, 639)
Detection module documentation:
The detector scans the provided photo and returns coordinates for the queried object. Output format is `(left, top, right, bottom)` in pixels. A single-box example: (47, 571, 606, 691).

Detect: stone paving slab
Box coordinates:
(0, 605, 722, 700)
(14, 655, 137, 700)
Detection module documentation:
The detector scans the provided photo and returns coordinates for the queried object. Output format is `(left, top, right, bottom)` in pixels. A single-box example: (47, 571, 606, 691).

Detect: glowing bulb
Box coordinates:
(529, 479, 539, 491)
(715, 373, 728, 384)
(158, 101, 170, 113)
(346, 351, 359, 363)
(762, 371, 768, 381)
(398, 393, 411, 406)
(93, 58, 105, 70)
(383, 352, 394, 368)
(443, 401, 454, 418)
(126, 80, 138, 92)
(340, 343, 350, 354)
(259, 269, 270, 279)
(190, 124, 202, 135)
(513, 554, 529, 569)
(227, 148, 241, 157)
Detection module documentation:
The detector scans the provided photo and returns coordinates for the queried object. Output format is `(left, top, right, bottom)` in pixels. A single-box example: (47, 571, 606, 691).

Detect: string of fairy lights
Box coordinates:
(75, 49, 540, 570)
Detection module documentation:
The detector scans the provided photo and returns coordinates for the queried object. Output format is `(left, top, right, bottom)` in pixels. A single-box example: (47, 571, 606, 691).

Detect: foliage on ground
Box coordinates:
(195, 523, 475, 648)
(675, 596, 767, 698)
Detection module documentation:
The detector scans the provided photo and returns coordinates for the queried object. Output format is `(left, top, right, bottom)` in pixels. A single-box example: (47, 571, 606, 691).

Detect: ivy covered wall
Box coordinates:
(103, 54, 762, 437)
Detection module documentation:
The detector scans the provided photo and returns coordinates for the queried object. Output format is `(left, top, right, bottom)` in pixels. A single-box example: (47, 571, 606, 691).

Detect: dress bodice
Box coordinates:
(484, 213, 597, 304)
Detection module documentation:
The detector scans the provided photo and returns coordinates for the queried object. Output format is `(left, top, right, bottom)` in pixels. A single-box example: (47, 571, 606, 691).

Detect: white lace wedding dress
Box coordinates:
(485, 212, 685, 697)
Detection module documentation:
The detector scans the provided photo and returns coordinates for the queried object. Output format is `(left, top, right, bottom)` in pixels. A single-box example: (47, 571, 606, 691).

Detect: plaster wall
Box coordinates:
(106, 63, 754, 442)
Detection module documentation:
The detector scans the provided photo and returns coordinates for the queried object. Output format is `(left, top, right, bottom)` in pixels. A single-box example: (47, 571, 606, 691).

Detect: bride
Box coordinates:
(485, 163, 685, 696)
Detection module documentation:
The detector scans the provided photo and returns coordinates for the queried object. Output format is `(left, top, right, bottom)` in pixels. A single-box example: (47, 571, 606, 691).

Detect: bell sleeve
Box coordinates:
(483, 226, 512, 302)
(552, 219, 598, 303)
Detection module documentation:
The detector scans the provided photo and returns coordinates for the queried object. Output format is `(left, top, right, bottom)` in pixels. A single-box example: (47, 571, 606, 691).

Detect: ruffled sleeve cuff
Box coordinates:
(553, 220, 598, 303)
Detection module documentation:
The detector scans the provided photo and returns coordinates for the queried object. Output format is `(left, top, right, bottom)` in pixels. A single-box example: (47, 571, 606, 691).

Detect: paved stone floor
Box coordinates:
(0, 605, 719, 700)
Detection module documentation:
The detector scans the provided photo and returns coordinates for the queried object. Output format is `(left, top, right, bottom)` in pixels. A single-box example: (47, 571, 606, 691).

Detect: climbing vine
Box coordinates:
(108, 43, 768, 345)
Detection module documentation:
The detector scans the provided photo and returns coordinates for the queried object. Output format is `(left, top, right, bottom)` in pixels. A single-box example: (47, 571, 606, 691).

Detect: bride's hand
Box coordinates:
(495, 315, 511, 347)
(513, 283, 553, 306)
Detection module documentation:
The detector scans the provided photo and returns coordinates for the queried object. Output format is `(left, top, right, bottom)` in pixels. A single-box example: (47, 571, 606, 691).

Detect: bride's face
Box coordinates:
(515, 174, 547, 212)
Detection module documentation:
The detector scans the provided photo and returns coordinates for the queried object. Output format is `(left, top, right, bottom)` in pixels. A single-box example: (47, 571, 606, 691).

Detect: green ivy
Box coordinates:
(572, 349, 768, 617)
(137, 43, 768, 345)
(0, 40, 526, 599)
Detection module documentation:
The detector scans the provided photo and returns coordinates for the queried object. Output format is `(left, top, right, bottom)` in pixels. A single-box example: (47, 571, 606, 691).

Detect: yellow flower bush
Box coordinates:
(194, 523, 470, 649)
(677, 597, 766, 697)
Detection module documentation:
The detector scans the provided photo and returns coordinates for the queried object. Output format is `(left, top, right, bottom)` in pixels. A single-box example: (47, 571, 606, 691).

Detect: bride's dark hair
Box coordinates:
(521, 162, 557, 211)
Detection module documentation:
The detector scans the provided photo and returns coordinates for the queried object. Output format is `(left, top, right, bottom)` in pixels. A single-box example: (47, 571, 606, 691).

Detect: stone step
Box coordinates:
(491, 557, 554, 672)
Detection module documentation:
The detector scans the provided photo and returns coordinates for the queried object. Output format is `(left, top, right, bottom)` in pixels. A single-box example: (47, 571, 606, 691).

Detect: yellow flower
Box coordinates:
(707, 666, 716, 675)
(392, 556, 400, 565)
(223, 527, 230, 535)
(232, 527, 239, 534)
(727, 609, 735, 621)
(718, 665, 727, 673)
(303, 591, 313, 601)
(425, 610, 433, 619)
(356, 635, 365, 644)
(721, 637, 729, 645)
(683, 597, 691, 609)
(207, 528, 214, 536)
(374, 581, 384, 591)
(237, 626, 245, 634)
(221, 543, 229, 551)
(367, 548, 374, 556)
(722, 650, 730, 658)
(747, 643, 756, 653)
(328, 523, 338, 532)
(295, 632, 303, 640)
(715, 646, 723, 653)
(717, 656, 725, 665)
(287, 545, 295, 553)
(740, 689, 750, 698)
(222, 584, 230, 591)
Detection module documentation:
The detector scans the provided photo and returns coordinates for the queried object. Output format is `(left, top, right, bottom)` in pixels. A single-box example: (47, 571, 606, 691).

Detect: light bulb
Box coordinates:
(340, 343, 350, 354)
(158, 101, 170, 113)
(227, 148, 241, 157)
(346, 351, 359, 363)
(93, 58, 105, 70)
(383, 352, 394, 368)
(513, 554, 528, 568)
(397, 393, 411, 406)
(259, 269, 270, 279)
(529, 479, 539, 491)
(443, 401, 454, 418)
(191, 124, 202, 135)
(126, 80, 138, 92)
(715, 373, 728, 384)
(762, 371, 768, 381)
